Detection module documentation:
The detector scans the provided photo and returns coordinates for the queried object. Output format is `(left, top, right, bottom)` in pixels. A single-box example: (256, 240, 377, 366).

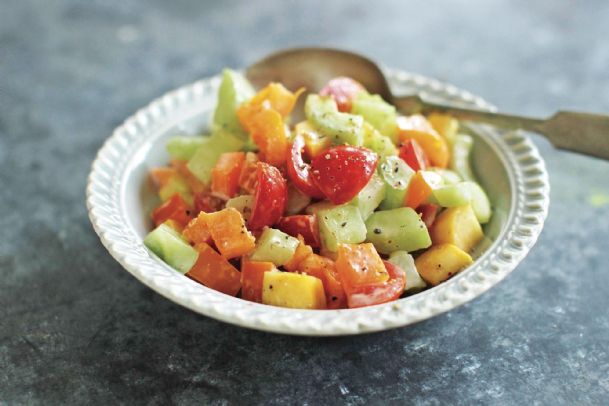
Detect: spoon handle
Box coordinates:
(394, 95, 609, 161)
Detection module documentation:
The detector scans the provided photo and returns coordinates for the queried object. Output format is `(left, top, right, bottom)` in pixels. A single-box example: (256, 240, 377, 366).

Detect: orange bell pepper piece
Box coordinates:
(187, 243, 241, 296)
(151, 193, 193, 228)
(150, 167, 177, 188)
(404, 171, 443, 209)
(296, 253, 347, 309)
(211, 152, 246, 200)
(238, 152, 259, 194)
(397, 115, 450, 168)
(283, 236, 314, 272)
(241, 260, 276, 303)
(204, 208, 256, 259)
(335, 243, 389, 289)
(242, 107, 290, 166)
(182, 211, 212, 245)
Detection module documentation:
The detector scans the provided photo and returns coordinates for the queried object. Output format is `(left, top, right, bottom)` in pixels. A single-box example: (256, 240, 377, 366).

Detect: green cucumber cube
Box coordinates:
(378, 156, 414, 210)
(318, 205, 367, 252)
(388, 251, 427, 292)
(225, 195, 253, 221)
(186, 130, 245, 183)
(363, 123, 398, 157)
(464, 181, 492, 224)
(430, 168, 462, 185)
(430, 183, 472, 207)
(250, 228, 300, 266)
(365, 207, 431, 254)
(352, 93, 398, 142)
(144, 223, 199, 274)
(305, 94, 364, 146)
(166, 136, 207, 161)
(213, 69, 255, 138)
(450, 134, 476, 182)
(347, 173, 386, 221)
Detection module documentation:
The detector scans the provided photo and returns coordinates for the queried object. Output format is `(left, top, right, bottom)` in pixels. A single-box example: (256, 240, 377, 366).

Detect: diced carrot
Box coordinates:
(397, 115, 450, 168)
(205, 208, 256, 259)
(187, 243, 241, 296)
(151, 193, 193, 227)
(182, 211, 212, 245)
(211, 152, 246, 200)
(241, 260, 276, 303)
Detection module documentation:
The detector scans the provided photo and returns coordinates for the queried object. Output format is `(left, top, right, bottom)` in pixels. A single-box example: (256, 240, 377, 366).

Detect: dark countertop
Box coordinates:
(2, 1, 609, 404)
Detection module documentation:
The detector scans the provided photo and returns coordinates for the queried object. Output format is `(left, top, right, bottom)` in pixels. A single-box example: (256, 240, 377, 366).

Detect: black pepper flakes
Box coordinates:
(374, 228, 382, 234)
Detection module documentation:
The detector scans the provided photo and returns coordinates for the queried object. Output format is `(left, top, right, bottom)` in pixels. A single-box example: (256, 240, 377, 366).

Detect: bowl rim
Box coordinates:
(86, 68, 550, 336)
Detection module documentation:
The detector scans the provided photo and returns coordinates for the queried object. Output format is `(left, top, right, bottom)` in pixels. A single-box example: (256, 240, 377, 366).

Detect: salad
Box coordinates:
(143, 70, 492, 310)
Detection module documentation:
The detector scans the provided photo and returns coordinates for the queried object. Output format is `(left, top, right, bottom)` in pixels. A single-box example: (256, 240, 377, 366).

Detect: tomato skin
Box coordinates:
(320, 77, 365, 112)
(151, 193, 193, 227)
(193, 192, 223, 215)
(276, 215, 321, 248)
(311, 146, 378, 205)
(248, 162, 288, 230)
(418, 203, 439, 228)
(286, 135, 325, 198)
(399, 139, 429, 171)
(346, 260, 406, 308)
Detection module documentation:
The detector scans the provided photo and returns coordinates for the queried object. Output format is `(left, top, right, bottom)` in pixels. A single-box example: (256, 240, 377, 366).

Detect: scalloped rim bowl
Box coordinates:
(86, 69, 549, 336)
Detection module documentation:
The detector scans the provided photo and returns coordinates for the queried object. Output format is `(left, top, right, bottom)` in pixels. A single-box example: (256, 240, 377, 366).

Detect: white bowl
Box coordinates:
(86, 69, 549, 336)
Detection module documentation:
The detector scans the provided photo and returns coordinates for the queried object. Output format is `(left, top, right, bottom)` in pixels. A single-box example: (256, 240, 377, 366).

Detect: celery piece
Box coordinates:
(318, 205, 367, 252)
(365, 207, 431, 254)
(144, 223, 198, 274)
(250, 228, 300, 266)
(305, 94, 364, 146)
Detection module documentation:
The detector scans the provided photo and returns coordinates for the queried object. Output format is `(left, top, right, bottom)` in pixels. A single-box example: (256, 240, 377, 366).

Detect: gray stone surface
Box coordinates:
(2, 0, 609, 404)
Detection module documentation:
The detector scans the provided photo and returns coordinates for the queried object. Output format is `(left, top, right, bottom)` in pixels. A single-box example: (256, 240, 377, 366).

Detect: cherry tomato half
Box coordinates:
(286, 134, 324, 198)
(248, 162, 288, 230)
(399, 139, 429, 172)
(276, 214, 321, 248)
(311, 145, 378, 205)
(346, 260, 406, 308)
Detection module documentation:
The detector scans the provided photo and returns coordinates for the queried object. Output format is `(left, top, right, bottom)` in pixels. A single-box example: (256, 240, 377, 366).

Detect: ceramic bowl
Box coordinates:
(86, 69, 549, 335)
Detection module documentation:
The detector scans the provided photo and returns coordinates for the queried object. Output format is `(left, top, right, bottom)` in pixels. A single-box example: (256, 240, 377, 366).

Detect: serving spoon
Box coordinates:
(246, 47, 609, 161)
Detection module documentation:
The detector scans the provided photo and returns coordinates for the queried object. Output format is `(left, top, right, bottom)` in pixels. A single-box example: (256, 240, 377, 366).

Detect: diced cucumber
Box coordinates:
(166, 136, 207, 161)
(463, 181, 492, 224)
(144, 223, 199, 274)
(430, 183, 472, 208)
(388, 251, 427, 292)
(286, 184, 312, 215)
(158, 176, 193, 206)
(365, 207, 431, 254)
(352, 93, 398, 143)
(318, 205, 367, 252)
(450, 134, 476, 182)
(378, 156, 414, 210)
(186, 130, 245, 183)
(363, 122, 398, 157)
(225, 195, 253, 221)
(213, 69, 255, 139)
(305, 94, 364, 146)
(250, 228, 300, 266)
(430, 168, 462, 185)
(347, 174, 386, 221)
(305, 200, 335, 215)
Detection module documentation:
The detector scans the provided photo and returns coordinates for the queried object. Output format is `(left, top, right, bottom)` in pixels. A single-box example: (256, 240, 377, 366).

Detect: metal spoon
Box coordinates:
(246, 47, 609, 161)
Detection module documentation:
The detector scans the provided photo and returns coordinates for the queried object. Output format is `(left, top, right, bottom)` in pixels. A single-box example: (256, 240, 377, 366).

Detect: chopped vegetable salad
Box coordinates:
(144, 70, 492, 309)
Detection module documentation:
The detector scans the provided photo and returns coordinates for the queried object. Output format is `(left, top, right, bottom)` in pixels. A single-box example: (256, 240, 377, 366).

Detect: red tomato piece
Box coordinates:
(346, 260, 406, 308)
(193, 192, 224, 215)
(319, 77, 365, 112)
(310, 146, 378, 205)
(276, 215, 321, 248)
(418, 203, 439, 228)
(151, 193, 193, 227)
(286, 135, 324, 198)
(399, 139, 429, 171)
(248, 162, 288, 230)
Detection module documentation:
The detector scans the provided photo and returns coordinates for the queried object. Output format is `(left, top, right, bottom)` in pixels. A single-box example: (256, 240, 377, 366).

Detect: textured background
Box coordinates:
(2, 0, 609, 404)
